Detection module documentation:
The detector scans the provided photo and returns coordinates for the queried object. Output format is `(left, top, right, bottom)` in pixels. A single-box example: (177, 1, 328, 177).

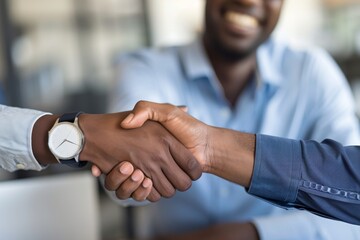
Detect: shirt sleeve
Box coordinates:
(248, 134, 360, 225)
(0, 105, 50, 171)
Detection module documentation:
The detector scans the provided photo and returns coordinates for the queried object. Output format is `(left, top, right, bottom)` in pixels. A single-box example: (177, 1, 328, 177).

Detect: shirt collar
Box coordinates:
(256, 38, 283, 87)
(180, 38, 214, 81)
(180, 37, 283, 88)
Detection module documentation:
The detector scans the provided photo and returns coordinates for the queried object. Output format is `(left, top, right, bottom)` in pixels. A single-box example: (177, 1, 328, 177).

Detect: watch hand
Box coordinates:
(55, 139, 67, 149)
(64, 139, 79, 146)
(55, 138, 79, 150)
(55, 130, 72, 148)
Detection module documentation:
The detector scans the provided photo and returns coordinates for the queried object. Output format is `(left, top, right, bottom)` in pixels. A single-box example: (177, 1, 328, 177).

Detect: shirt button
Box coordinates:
(16, 163, 26, 169)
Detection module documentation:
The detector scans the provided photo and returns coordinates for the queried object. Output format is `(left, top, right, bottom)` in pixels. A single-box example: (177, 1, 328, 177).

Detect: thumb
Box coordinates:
(120, 101, 201, 150)
(121, 101, 187, 129)
(178, 105, 188, 112)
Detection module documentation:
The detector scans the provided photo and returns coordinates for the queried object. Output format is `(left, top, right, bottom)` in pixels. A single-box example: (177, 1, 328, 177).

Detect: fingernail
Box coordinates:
(122, 113, 134, 124)
(120, 163, 132, 174)
(131, 171, 141, 181)
(142, 178, 152, 188)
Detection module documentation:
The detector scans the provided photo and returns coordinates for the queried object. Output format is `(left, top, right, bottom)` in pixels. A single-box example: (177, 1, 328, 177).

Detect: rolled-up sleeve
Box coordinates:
(248, 134, 360, 225)
(0, 105, 50, 171)
(249, 134, 302, 203)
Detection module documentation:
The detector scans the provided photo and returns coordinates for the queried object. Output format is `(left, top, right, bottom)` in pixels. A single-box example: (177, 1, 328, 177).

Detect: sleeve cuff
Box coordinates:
(248, 134, 302, 203)
(0, 106, 51, 172)
(28, 112, 52, 171)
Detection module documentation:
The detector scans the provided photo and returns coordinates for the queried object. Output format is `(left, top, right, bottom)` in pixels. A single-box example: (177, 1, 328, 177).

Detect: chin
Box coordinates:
(218, 39, 259, 59)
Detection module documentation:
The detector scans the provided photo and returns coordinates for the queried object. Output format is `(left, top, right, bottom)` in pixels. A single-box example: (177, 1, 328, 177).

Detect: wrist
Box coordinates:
(77, 113, 96, 161)
(32, 114, 60, 165)
(205, 127, 256, 188)
(77, 113, 126, 162)
(77, 112, 129, 172)
(202, 126, 218, 173)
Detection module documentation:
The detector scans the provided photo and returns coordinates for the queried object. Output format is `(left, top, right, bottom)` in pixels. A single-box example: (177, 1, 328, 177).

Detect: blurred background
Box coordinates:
(0, 0, 359, 239)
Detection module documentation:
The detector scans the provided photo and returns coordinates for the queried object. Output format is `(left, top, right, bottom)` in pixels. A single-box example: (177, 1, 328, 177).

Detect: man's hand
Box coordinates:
(121, 101, 212, 172)
(120, 101, 255, 188)
(79, 112, 202, 198)
(99, 100, 216, 202)
(91, 100, 254, 202)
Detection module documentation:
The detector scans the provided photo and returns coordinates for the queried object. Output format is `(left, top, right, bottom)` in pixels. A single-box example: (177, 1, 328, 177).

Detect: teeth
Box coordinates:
(225, 11, 259, 29)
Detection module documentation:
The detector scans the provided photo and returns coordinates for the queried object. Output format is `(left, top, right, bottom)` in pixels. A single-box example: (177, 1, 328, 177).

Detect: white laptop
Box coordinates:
(0, 172, 100, 240)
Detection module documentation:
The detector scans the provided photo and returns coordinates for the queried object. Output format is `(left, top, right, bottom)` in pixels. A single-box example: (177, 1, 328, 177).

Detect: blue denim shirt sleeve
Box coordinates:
(248, 134, 360, 225)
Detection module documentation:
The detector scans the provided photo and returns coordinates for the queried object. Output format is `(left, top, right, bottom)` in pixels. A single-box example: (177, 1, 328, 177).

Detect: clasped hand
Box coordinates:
(89, 101, 210, 202)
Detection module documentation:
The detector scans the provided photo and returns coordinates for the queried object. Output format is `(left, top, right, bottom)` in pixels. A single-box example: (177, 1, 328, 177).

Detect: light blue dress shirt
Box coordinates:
(0, 105, 48, 171)
(109, 38, 360, 239)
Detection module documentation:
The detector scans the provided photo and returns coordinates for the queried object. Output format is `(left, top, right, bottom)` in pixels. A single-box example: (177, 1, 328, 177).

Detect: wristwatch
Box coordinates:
(48, 112, 87, 168)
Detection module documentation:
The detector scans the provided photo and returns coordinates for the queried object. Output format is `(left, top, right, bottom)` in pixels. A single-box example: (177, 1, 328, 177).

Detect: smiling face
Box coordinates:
(204, 0, 284, 60)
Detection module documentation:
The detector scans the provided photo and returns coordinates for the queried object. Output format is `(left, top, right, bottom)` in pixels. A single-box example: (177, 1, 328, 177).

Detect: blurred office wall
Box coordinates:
(147, 0, 204, 47)
(1, 0, 149, 112)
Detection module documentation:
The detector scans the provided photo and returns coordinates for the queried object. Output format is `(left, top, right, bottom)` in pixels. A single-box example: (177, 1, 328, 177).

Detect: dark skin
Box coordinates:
(31, 112, 202, 202)
(103, 101, 258, 239)
(99, 0, 283, 240)
(173, 0, 283, 237)
(100, 0, 284, 239)
(204, 0, 283, 106)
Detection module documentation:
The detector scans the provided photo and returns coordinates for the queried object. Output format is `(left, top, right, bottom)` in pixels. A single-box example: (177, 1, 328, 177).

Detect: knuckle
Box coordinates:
(132, 191, 146, 202)
(187, 158, 202, 180)
(167, 107, 180, 120)
(148, 195, 160, 202)
(162, 187, 176, 198)
(104, 179, 115, 191)
(136, 100, 151, 112)
(131, 192, 141, 201)
(115, 189, 129, 200)
(178, 178, 192, 192)
(136, 100, 146, 108)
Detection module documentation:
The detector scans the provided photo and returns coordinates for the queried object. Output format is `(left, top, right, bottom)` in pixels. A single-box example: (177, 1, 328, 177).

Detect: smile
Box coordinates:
(224, 11, 259, 30)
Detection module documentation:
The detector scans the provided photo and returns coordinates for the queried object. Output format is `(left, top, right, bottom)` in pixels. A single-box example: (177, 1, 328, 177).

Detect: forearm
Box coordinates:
(206, 127, 255, 188)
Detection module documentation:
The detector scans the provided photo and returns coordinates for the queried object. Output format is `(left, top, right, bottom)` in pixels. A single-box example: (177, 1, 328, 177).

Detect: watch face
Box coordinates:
(48, 122, 84, 160)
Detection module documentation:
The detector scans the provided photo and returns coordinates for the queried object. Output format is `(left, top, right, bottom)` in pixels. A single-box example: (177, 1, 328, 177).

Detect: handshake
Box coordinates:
(89, 101, 209, 202)
(34, 100, 220, 202)
(34, 100, 360, 224)
(34, 100, 254, 203)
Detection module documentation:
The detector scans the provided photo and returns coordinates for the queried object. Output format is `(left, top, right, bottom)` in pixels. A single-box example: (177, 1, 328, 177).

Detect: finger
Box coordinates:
(161, 161, 192, 192)
(151, 169, 176, 198)
(169, 141, 202, 181)
(115, 169, 145, 200)
(121, 101, 199, 150)
(147, 187, 161, 202)
(104, 162, 134, 191)
(131, 177, 153, 201)
(159, 142, 194, 191)
(91, 165, 102, 177)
